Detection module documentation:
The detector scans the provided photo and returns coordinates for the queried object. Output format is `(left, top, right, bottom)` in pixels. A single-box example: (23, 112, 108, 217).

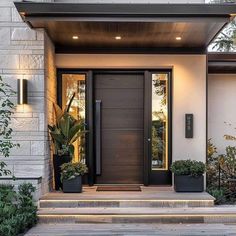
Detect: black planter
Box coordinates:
(53, 154, 72, 190)
(63, 176, 82, 193)
(174, 174, 204, 192)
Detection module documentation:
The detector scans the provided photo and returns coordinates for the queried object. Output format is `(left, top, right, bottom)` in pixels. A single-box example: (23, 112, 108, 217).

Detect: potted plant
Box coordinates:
(60, 162, 88, 193)
(170, 159, 205, 192)
(48, 93, 86, 190)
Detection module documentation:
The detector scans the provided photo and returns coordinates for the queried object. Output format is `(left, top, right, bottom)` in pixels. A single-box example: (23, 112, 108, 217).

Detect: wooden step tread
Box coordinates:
(38, 206, 236, 216)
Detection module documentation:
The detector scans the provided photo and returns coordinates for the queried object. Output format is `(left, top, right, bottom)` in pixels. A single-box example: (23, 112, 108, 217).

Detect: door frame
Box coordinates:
(144, 70, 172, 185)
(57, 68, 172, 186)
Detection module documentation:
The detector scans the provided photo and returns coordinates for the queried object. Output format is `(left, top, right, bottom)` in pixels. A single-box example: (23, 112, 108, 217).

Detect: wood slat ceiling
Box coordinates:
(34, 21, 225, 53)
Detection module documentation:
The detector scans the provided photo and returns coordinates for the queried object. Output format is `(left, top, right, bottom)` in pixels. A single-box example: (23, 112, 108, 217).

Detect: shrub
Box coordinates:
(0, 183, 37, 236)
(206, 139, 236, 204)
(171, 160, 205, 177)
(207, 187, 227, 205)
(0, 76, 19, 176)
(61, 162, 88, 182)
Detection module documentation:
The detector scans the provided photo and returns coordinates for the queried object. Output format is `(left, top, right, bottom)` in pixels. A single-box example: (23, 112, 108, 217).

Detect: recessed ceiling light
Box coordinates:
(115, 36, 122, 40)
(72, 35, 79, 40)
(176, 36, 182, 41)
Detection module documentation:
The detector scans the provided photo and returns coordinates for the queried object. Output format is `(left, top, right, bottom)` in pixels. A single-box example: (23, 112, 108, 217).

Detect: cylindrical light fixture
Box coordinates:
(17, 79, 28, 105)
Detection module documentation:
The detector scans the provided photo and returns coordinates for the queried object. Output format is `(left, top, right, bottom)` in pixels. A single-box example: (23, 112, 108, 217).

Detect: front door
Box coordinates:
(58, 69, 172, 186)
(94, 72, 144, 184)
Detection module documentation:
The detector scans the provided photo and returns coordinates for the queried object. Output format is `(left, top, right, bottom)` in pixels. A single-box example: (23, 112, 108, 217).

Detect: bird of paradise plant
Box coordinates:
(48, 93, 87, 158)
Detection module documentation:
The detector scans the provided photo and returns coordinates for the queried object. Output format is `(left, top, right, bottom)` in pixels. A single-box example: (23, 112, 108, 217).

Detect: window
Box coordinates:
(62, 73, 86, 162)
(151, 73, 169, 170)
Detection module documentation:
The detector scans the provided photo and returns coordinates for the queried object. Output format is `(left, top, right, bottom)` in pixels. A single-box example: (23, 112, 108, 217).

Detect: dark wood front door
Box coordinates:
(94, 72, 144, 184)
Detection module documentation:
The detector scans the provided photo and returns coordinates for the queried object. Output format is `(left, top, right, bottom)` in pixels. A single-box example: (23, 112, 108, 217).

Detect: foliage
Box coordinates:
(210, 19, 236, 52)
(206, 139, 236, 204)
(207, 187, 227, 204)
(207, 0, 236, 52)
(206, 139, 220, 188)
(220, 146, 236, 178)
(48, 93, 87, 157)
(152, 74, 167, 106)
(0, 183, 37, 236)
(208, 0, 235, 3)
(151, 122, 165, 167)
(60, 162, 88, 181)
(0, 76, 19, 176)
(170, 160, 206, 177)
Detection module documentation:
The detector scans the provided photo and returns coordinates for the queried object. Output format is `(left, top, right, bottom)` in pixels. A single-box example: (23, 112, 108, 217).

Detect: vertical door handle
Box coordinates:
(95, 100, 102, 175)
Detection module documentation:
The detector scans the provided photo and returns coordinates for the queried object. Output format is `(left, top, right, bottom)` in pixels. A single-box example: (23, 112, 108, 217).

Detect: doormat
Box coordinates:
(96, 185, 141, 191)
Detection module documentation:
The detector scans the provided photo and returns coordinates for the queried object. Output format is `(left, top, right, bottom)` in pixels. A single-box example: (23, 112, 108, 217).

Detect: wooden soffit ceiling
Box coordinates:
(14, 2, 236, 53)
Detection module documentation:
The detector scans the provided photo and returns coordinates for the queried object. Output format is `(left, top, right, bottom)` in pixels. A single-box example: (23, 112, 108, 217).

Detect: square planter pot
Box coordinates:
(174, 174, 204, 192)
(63, 176, 82, 193)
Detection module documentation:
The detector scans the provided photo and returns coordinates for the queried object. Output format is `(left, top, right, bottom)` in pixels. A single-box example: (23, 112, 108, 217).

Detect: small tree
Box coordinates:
(208, 0, 236, 52)
(211, 20, 236, 52)
(0, 76, 19, 176)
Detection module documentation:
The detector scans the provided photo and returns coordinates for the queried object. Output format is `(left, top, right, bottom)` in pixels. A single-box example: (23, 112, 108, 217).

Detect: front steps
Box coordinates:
(36, 187, 236, 224)
(39, 199, 214, 208)
(37, 206, 236, 224)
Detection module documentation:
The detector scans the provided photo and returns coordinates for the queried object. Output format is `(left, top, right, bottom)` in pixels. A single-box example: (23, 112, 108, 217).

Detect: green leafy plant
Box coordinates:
(206, 139, 221, 188)
(0, 183, 37, 236)
(171, 160, 205, 177)
(0, 76, 19, 176)
(220, 146, 236, 179)
(48, 93, 87, 157)
(206, 139, 236, 204)
(60, 162, 88, 182)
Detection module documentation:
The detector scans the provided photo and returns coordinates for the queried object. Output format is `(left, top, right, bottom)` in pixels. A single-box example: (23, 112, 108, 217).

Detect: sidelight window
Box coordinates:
(62, 73, 86, 162)
(151, 73, 169, 170)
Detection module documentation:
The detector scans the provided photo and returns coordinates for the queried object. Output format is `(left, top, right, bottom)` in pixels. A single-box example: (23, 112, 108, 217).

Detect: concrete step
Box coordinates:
(39, 199, 215, 208)
(37, 206, 236, 224)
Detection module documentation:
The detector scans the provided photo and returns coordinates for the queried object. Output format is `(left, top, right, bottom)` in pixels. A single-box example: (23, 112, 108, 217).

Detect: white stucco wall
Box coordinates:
(56, 54, 207, 163)
(208, 74, 236, 155)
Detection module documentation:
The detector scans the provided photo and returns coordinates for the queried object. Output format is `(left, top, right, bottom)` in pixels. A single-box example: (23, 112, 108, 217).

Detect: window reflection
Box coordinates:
(152, 73, 168, 170)
(62, 74, 86, 162)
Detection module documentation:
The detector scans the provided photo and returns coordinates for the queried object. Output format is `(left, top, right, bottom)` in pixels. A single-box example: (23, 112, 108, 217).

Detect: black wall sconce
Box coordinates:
(17, 79, 28, 105)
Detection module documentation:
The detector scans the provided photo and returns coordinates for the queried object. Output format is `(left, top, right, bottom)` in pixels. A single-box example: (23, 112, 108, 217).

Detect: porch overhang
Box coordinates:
(14, 2, 236, 54)
(208, 53, 236, 73)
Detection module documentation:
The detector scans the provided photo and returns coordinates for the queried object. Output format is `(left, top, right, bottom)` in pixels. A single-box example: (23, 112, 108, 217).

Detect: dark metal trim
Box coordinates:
(144, 70, 151, 186)
(208, 52, 236, 61)
(208, 52, 236, 74)
(87, 70, 94, 185)
(14, 2, 236, 18)
(56, 47, 207, 55)
(206, 21, 230, 47)
(206, 54, 208, 185)
(57, 69, 94, 185)
(145, 70, 173, 185)
(95, 100, 102, 176)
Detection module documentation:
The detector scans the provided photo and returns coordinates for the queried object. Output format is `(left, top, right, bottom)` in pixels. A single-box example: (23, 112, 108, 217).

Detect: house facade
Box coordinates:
(0, 0, 236, 198)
